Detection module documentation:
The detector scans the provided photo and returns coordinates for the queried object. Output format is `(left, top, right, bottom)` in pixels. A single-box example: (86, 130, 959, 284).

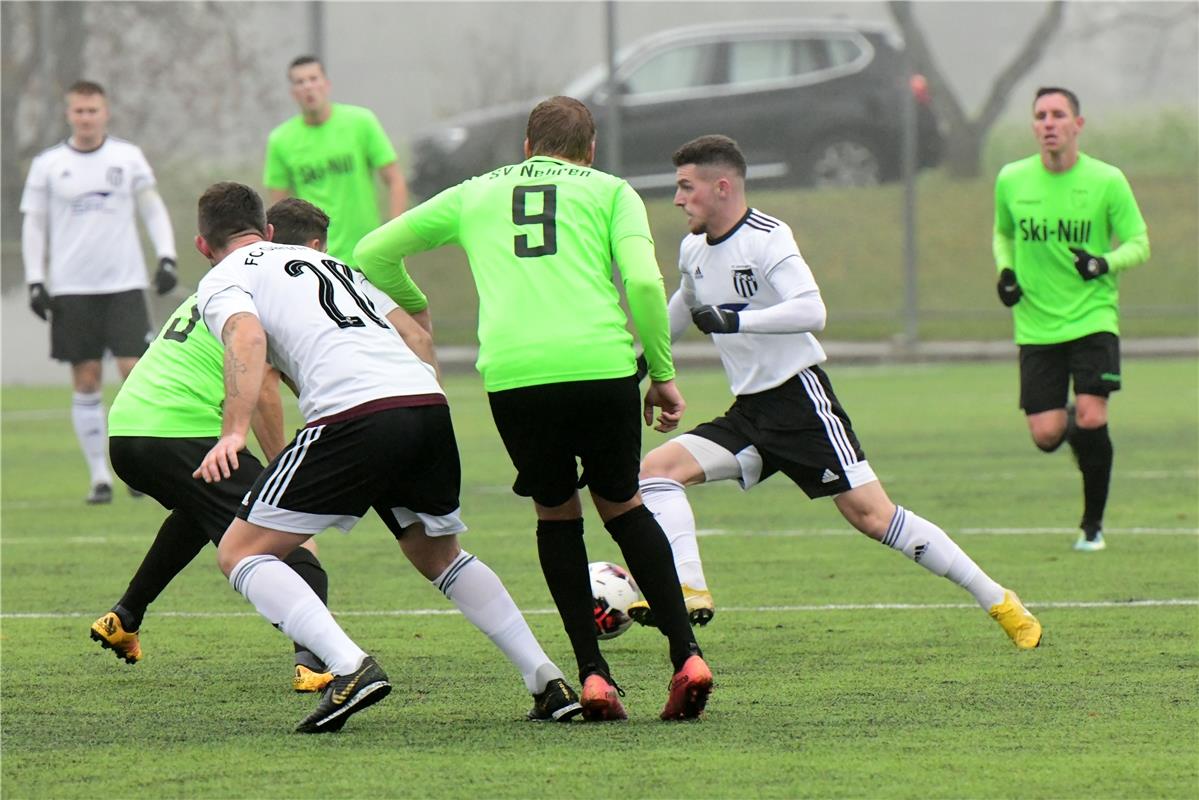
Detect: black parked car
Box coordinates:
(409, 20, 944, 198)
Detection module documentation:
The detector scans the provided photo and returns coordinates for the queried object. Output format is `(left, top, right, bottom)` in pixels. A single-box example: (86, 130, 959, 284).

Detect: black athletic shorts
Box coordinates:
(237, 402, 465, 537)
(688, 366, 873, 499)
(110, 435, 263, 544)
(50, 289, 154, 363)
(1018, 332, 1121, 414)
(488, 376, 642, 507)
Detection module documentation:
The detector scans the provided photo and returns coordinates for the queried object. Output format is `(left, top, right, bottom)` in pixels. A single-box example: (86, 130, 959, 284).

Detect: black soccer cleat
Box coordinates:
(295, 655, 391, 733)
(527, 678, 583, 722)
(86, 483, 113, 505)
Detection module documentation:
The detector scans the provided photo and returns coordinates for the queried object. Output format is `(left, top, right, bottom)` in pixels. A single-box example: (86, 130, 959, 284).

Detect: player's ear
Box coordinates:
(523, 138, 532, 159)
(308, 238, 324, 252)
(585, 139, 596, 166)
(1075, 115, 1085, 133)
(264, 223, 276, 242)
(195, 234, 212, 259)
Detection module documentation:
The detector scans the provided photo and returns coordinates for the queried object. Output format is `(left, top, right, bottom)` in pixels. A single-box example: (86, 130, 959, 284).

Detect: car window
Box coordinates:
(625, 43, 720, 95)
(728, 39, 794, 83)
(795, 39, 833, 74)
(826, 36, 864, 67)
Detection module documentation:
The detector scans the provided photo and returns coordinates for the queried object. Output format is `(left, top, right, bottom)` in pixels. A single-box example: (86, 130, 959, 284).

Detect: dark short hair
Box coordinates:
(672, 134, 747, 178)
(197, 182, 266, 251)
(288, 55, 325, 76)
(66, 80, 105, 97)
(1034, 87, 1080, 116)
(526, 96, 595, 163)
(267, 198, 329, 247)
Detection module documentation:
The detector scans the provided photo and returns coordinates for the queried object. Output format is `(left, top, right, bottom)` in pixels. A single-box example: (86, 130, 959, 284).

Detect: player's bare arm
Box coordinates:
(378, 162, 408, 219)
(385, 308, 440, 381)
(249, 367, 286, 461)
(195, 311, 268, 483)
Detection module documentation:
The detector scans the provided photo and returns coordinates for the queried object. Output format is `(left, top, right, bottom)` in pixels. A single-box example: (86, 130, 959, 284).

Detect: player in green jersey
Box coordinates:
(263, 55, 406, 263)
(355, 96, 712, 721)
(89, 200, 339, 692)
(993, 87, 1150, 552)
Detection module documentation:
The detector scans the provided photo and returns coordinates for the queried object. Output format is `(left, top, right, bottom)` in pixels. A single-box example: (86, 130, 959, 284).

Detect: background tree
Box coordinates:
(889, 0, 1066, 180)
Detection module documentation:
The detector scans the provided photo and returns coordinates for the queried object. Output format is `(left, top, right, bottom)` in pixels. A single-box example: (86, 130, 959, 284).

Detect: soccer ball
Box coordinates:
(589, 561, 641, 640)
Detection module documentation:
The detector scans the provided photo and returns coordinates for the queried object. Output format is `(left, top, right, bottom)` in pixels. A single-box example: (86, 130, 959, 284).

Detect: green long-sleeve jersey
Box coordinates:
(355, 156, 674, 391)
(993, 152, 1149, 345)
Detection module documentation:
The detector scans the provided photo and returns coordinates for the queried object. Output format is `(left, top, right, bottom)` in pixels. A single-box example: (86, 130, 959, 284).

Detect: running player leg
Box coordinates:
(835, 482, 1042, 649)
(393, 520, 580, 721)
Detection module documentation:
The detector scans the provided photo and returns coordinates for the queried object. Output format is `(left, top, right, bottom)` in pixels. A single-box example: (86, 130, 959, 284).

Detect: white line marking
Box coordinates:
(5, 598, 1195, 620)
(3, 526, 1195, 545)
(694, 527, 1199, 538)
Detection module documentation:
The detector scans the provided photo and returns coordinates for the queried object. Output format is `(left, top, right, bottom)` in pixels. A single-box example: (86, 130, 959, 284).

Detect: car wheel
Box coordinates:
(803, 135, 883, 188)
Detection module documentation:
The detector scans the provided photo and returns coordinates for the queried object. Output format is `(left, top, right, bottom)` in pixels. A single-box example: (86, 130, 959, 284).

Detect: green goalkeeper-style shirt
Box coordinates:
(993, 152, 1149, 345)
(263, 103, 397, 263)
(354, 155, 675, 392)
(108, 295, 224, 437)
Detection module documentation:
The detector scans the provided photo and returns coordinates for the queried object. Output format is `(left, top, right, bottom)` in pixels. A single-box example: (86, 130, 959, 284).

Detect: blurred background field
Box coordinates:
(2, 360, 1196, 798)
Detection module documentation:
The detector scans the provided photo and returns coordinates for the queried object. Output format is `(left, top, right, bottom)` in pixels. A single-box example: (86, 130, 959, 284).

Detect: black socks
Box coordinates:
(1069, 424, 1113, 537)
(604, 505, 700, 672)
(535, 517, 608, 683)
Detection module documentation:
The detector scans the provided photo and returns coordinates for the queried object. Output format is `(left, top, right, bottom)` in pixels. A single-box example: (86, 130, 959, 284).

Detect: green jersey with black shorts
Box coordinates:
(993, 152, 1149, 345)
(263, 104, 397, 263)
(354, 156, 674, 392)
(108, 295, 223, 437)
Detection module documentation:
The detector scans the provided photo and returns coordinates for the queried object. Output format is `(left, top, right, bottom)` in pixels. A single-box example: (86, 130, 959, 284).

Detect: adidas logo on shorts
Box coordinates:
(821, 469, 839, 484)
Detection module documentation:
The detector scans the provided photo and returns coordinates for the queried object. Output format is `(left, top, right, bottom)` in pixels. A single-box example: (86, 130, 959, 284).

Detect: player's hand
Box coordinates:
(28, 283, 50, 321)
(155, 257, 178, 295)
(1070, 248, 1109, 281)
(691, 305, 740, 334)
(996, 268, 1022, 307)
(633, 353, 649, 383)
(193, 433, 246, 483)
(644, 379, 685, 433)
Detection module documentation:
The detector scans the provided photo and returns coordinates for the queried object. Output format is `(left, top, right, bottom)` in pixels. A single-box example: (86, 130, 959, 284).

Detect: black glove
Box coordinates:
(691, 305, 740, 334)
(634, 353, 649, 383)
(996, 268, 1022, 308)
(1070, 248, 1109, 281)
(154, 257, 178, 295)
(28, 283, 50, 321)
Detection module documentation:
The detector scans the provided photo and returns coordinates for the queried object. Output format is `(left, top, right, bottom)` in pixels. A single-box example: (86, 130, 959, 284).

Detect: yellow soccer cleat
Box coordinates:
(989, 590, 1043, 649)
(90, 611, 142, 664)
(293, 664, 334, 693)
(627, 584, 715, 628)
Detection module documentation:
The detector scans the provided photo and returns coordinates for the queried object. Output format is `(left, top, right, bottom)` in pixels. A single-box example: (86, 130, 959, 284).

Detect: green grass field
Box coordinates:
(2, 359, 1197, 799)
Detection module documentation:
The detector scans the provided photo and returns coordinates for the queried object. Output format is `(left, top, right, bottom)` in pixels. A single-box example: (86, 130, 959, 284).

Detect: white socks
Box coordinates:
(882, 506, 1005, 609)
(72, 391, 112, 486)
(639, 477, 708, 590)
(229, 555, 366, 675)
(433, 551, 560, 693)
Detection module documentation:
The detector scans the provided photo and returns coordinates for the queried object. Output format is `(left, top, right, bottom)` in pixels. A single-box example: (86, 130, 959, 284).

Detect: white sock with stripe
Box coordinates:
(229, 554, 366, 675)
(434, 551, 560, 693)
(639, 477, 708, 590)
(72, 391, 112, 486)
(881, 506, 1005, 609)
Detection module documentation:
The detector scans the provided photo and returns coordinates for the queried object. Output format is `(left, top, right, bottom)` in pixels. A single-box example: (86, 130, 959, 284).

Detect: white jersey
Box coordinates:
(198, 242, 442, 423)
(19, 137, 155, 295)
(678, 208, 826, 395)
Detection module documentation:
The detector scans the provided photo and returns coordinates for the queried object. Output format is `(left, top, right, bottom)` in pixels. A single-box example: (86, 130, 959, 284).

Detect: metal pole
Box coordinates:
(604, 0, 622, 175)
(309, 1, 325, 58)
(900, 70, 919, 347)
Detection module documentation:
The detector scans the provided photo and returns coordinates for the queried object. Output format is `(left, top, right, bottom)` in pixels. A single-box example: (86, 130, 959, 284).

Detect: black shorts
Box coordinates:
(110, 436, 263, 544)
(1018, 332, 1121, 414)
(238, 403, 465, 536)
(488, 377, 642, 507)
(50, 290, 154, 363)
(688, 366, 875, 499)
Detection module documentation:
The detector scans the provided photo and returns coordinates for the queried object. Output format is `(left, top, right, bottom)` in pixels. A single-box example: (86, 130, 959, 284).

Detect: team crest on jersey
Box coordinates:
(106, 166, 124, 187)
(1071, 188, 1089, 209)
(732, 267, 758, 298)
